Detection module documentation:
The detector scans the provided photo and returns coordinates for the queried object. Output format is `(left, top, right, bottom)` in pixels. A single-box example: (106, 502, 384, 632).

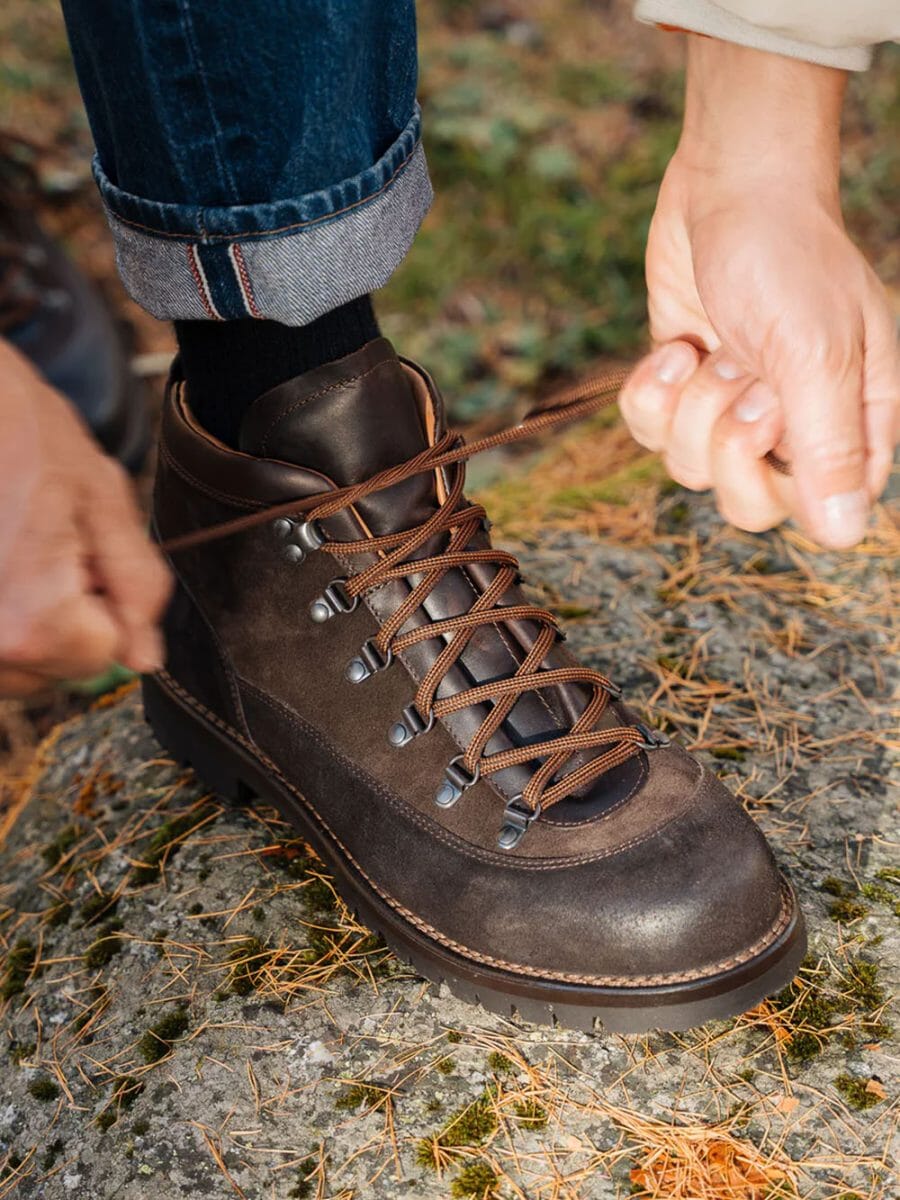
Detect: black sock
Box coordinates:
(174, 294, 380, 447)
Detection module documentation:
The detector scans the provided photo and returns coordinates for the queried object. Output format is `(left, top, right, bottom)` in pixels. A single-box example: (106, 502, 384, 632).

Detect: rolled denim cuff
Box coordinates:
(95, 106, 432, 324)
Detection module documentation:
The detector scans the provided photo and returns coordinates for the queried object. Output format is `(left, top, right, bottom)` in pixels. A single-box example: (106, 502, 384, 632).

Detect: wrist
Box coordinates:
(678, 36, 846, 204)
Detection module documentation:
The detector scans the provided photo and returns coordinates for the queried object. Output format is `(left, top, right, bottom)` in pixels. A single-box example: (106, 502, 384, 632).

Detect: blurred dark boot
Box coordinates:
(0, 149, 149, 472)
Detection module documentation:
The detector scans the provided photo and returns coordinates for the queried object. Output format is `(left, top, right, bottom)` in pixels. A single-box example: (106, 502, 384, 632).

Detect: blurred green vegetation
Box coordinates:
(1, 1, 898, 424)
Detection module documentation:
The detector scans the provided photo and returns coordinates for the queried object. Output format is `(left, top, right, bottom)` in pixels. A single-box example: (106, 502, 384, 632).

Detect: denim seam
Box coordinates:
(101, 134, 420, 243)
(175, 0, 239, 203)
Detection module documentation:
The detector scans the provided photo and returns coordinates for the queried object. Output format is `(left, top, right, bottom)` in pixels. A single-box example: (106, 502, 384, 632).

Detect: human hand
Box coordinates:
(0, 338, 171, 696)
(619, 39, 899, 548)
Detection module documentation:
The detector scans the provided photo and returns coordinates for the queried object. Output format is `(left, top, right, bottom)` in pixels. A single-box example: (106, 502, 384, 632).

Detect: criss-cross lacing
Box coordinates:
(163, 368, 788, 836)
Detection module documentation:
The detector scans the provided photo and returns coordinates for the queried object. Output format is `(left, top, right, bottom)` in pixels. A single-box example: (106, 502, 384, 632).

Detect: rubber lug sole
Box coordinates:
(142, 674, 807, 1035)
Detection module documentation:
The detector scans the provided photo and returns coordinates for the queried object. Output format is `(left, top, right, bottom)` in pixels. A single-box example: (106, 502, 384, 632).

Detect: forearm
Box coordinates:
(677, 37, 847, 204)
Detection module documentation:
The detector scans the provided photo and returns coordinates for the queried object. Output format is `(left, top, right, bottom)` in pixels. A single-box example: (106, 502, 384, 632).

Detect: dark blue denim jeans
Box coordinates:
(59, 1, 430, 324)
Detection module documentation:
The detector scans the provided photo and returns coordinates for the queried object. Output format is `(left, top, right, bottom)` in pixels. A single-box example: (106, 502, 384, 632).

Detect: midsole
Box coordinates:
(144, 672, 805, 1010)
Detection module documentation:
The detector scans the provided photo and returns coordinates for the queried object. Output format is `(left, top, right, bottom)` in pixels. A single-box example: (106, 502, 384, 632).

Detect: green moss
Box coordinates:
(40, 1139, 64, 1172)
(287, 1154, 318, 1199)
(27, 1076, 59, 1102)
(334, 1082, 384, 1112)
(828, 897, 869, 923)
(841, 957, 886, 1011)
(225, 937, 268, 996)
(774, 958, 845, 1063)
(1, 940, 37, 1001)
(131, 807, 212, 885)
(84, 920, 124, 969)
(44, 901, 72, 929)
(423, 1088, 498, 1157)
(710, 746, 747, 763)
(8, 1039, 36, 1065)
(550, 456, 667, 510)
(875, 868, 900, 886)
(451, 1161, 500, 1199)
(80, 892, 119, 926)
(822, 876, 850, 897)
(446, 1030, 463, 1044)
(487, 1052, 515, 1074)
(834, 1074, 884, 1111)
(74, 984, 108, 1033)
(95, 1107, 117, 1132)
(859, 882, 900, 917)
(132, 1118, 151, 1137)
(251, 906, 266, 923)
(553, 603, 592, 619)
(435, 1056, 456, 1075)
(186, 902, 204, 916)
(514, 1099, 548, 1130)
(42, 825, 80, 869)
(137, 1007, 190, 1064)
(97, 1075, 145, 1129)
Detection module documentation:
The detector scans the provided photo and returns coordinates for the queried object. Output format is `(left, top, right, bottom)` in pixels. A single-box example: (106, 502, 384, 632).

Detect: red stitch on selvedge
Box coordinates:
(229, 243, 261, 318)
(108, 141, 420, 243)
(186, 244, 220, 319)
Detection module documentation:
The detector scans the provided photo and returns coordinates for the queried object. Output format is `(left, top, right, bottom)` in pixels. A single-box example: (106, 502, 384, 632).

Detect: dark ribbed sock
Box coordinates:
(174, 294, 381, 447)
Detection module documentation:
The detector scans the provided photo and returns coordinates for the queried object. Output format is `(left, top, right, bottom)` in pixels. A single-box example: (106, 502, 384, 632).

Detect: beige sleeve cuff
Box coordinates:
(634, 0, 874, 70)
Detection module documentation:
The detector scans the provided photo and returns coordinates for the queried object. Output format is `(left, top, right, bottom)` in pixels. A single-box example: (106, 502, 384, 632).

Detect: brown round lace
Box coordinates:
(162, 369, 790, 815)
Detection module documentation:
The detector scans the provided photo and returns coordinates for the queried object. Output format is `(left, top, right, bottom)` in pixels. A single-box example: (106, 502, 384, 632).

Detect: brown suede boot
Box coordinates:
(145, 338, 805, 1033)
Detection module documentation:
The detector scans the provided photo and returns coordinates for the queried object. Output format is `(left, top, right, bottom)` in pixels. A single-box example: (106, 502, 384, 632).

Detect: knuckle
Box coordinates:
(664, 456, 710, 492)
(802, 440, 867, 478)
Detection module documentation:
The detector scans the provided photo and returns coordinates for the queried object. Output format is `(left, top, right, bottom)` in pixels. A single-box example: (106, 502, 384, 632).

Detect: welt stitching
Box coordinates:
(154, 671, 794, 986)
(106, 140, 419, 243)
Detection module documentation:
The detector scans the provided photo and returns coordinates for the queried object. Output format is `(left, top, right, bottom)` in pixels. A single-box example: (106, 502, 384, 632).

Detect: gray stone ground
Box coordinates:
(0, 489, 897, 1200)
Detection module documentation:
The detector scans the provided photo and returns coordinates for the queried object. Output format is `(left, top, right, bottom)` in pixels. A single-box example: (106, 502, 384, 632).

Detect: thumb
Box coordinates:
(775, 350, 870, 550)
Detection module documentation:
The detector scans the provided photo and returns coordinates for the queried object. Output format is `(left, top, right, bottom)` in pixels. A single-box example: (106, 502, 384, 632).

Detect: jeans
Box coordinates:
(59, 1, 430, 324)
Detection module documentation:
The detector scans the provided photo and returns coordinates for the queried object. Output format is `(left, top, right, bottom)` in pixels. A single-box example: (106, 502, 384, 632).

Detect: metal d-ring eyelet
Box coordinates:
(309, 578, 358, 623)
(275, 517, 327, 565)
(635, 722, 670, 751)
(345, 639, 394, 684)
(434, 755, 481, 809)
(387, 703, 435, 748)
(497, 796, 542, 850)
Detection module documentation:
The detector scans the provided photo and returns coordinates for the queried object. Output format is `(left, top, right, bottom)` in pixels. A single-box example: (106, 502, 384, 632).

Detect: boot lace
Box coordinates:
(162, 371, 786, 830)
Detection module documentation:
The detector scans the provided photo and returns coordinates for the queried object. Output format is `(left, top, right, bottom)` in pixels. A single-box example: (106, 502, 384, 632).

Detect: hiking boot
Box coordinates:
(0, 152, 149, 472)
(144, 338, 806, 1033)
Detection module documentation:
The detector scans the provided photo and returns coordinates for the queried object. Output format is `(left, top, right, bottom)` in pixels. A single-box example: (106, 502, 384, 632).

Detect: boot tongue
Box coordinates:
(238, 338, 437, 534)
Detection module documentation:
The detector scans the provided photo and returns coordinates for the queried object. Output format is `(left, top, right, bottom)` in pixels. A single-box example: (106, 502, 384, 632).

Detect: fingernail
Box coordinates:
(654, 343, 695, 385)
(733, 383, 776, 423)
(713, 358, 745, 380)
(822, 490, 868, 545)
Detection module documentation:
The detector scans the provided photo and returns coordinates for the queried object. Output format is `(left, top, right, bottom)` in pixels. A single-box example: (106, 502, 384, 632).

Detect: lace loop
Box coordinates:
(162, 368, 791, 818)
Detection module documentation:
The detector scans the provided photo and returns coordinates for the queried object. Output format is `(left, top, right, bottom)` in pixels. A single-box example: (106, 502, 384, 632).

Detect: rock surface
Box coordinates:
(0, 492, 897, 1200)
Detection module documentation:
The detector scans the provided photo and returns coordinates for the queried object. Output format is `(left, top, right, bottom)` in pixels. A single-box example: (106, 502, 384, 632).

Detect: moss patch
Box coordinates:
(451, 1161, 501, 1198)
(834, 1074, 885, 1111)
(80, 891, 119, 927)
(27, 1075, 59, 1102)
(1, 939, 37, 1001)
(137, 1007, 190, 1064)
(131, 807, 213, 885)
(84, 920, 124, 969)
(417, 1087, 498, 1168)
(334, 1082, 384, 1113)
